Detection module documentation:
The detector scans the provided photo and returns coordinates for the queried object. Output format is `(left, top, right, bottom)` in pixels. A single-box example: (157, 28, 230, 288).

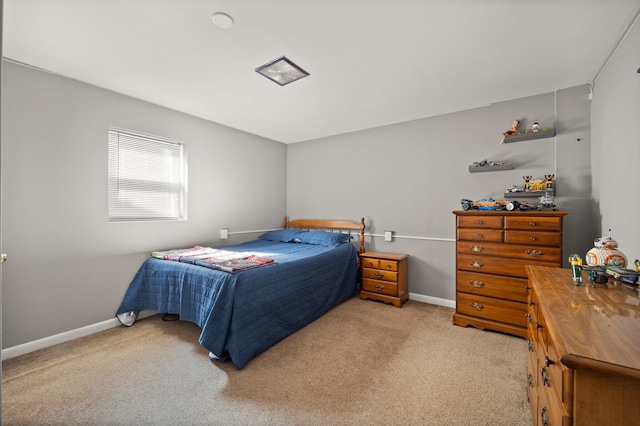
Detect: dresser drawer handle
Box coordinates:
(470, 245, 484, 252)
(526, 312, 535, 324)
(374, 272, 384, 279)
(528, 373, 534, 387)
(476, 220, 483, 225)
(374, 285, 385, 291)
(529, 236, 537, 241)
(525, 250, 544, 257)
(469, 261, 484, 268)
(544, 356, 555, 367)
(475, 234, 484, 239)
(529, 222, 537, 226)
(469, 280, 485, 288)
(469, 302, 484, 311)
(527, 339, 534, 352)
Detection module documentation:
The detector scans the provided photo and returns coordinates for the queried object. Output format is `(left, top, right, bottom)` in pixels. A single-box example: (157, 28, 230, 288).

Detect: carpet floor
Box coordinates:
(3, 297, 532, 425)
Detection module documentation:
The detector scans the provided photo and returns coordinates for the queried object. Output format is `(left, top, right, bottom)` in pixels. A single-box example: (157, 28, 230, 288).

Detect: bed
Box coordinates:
(116, 217, 365, 369)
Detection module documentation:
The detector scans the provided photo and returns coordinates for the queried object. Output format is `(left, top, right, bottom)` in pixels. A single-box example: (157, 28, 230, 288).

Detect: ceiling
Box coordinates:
(4, 0, 640, 144)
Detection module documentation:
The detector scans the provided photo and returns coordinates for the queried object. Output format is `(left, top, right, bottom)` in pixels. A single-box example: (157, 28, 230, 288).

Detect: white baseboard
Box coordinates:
(1, 311, 156, 361)
(1, 296, 455, 361)
(409, 292, 456, 309)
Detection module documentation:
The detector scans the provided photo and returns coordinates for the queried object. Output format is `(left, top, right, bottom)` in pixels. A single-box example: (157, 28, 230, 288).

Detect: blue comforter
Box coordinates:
(116, 240, 358, 368)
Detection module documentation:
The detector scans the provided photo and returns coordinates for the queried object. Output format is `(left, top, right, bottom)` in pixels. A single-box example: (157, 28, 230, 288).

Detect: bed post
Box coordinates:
(283, 216, 288, 229)
(359, 217, 365, 253)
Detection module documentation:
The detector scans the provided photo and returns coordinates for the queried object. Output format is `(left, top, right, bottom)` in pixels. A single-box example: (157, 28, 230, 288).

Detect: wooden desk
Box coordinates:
(526, 265, 640, 426)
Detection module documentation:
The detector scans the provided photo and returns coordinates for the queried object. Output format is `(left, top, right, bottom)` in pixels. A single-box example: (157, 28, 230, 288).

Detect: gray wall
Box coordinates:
(591, 17, 640, 261)
(288, 87, 595, 302)
(1, 61, 287, 349)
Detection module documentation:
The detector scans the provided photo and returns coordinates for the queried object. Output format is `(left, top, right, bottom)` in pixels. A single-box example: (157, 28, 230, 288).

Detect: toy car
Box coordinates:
(460, 198, 507, 211)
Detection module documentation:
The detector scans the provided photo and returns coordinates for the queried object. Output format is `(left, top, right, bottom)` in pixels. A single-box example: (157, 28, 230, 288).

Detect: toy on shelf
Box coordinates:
(502, 120, 520, 136)
(505, 174, 555, 195)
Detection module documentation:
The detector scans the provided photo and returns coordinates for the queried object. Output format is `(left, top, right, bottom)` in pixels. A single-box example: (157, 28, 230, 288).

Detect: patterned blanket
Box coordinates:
(151, 246, 275, 272)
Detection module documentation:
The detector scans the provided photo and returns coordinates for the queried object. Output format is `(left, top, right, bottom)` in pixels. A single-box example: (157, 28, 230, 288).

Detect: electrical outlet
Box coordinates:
(384, 230, 393, 242)
(220, 228, 229, 239)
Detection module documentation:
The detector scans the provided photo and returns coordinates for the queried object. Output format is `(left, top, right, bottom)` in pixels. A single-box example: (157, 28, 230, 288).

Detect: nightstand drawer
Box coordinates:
(363, 268, 397, 282)
(361, 258, 398, 271)
(457, 216, 503, 229)
(457, 228, 503, 242)
(362, 278, 397, 296)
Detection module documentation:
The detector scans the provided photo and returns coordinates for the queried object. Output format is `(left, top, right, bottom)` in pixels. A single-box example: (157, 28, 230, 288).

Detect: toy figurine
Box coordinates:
(544, 174, 554, 188)
(523, 176, 532, 190)
(532, 122, 540, 132)
(503, 120, 520, 136)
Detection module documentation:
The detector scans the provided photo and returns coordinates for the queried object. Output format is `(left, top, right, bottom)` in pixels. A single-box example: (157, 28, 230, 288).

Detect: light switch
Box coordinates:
(220, 228, 229, 239)
(384, 230, 393, 242)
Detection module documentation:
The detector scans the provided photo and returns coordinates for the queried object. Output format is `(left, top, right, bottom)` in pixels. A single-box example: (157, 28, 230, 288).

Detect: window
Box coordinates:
(108, 128, 187, 221)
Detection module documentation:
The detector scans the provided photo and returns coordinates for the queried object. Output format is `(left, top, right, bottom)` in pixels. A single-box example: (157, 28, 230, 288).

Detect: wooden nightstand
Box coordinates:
(359, 251, 408, 307)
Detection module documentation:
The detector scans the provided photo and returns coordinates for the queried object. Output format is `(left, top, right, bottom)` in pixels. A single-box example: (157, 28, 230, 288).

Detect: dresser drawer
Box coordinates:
(457, 215, 503, 229)
(362, 278, 397, 297)
(362, 268, 397, 282)
(457, 253, 556, 278)
(505, 216, 562, 231)
(457, 228, 503, 242)
(456, 292, 527, 327)
(504, 230, 562, 247)
(456, 270, 528, 302)
(458, 241, 561, 262)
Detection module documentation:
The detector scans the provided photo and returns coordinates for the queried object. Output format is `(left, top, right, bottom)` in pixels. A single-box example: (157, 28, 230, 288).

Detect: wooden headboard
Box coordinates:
(283, 216, 366, 254)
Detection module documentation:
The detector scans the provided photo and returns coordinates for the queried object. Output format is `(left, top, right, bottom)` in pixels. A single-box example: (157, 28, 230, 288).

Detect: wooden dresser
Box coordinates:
(452, 210, 567, 337)
(526, 266, 640, 426)
(359, 252, 408, 308)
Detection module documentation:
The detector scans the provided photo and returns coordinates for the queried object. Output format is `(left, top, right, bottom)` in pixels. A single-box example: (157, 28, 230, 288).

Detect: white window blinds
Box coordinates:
(108, 128, 187, 221)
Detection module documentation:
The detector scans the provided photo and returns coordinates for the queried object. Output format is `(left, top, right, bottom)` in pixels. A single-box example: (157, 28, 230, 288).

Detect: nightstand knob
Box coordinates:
(374, 272, 384, 279)
(469, 302, 484, 311)
(374, 285, 385, 291)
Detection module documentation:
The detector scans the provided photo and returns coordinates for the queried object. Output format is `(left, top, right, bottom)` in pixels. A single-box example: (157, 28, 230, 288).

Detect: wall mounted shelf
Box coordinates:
(502, 128, 555, 143)
(469, 164, 514, 173)
(504, 189, 554, 198)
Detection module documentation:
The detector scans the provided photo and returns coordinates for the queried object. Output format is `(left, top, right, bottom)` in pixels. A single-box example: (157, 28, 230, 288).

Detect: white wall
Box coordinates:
(288, 87, 595, 302)
(591, 16, 640, 261)
(1, 61, 287, 349)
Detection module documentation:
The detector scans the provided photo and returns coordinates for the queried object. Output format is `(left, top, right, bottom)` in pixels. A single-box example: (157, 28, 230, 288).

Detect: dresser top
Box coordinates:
(453, 210, 568, 217)
(527, 265, 640, 378)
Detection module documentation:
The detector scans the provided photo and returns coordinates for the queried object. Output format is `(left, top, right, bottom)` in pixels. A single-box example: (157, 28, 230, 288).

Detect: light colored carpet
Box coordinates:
(2, 297, 532, 425)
